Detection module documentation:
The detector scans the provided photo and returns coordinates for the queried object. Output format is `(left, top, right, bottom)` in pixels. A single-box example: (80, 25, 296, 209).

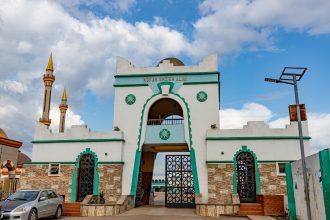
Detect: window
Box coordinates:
(48, 163, 60, 176)
(40, 191, 49, 200)
(48, 190, 58, 199)
(276, 163, 286, 176)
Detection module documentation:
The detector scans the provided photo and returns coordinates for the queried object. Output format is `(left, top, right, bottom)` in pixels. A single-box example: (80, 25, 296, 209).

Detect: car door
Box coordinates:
(36, 190, 51, 218)
(47, 190, 59, 215)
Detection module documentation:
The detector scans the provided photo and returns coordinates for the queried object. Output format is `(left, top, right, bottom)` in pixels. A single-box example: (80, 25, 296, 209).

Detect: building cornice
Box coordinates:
(206, 136, 311, 141)
(23, 161, 125, 165)
(114, 71, 219, 78)
(32, 138, 125, 144)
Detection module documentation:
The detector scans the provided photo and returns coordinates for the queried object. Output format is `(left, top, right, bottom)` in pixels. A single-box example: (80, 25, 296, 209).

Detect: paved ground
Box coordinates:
(62, 206, 249, 220)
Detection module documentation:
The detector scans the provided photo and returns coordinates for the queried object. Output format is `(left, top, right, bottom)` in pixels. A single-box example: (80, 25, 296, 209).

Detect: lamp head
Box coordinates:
(264, 78, 279, 83)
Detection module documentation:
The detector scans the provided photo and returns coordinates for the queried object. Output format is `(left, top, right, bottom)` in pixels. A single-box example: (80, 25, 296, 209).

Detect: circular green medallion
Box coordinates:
(196, 91, 208, 102)
(159, 129, 171, 140)
(125, 94, 136, 105)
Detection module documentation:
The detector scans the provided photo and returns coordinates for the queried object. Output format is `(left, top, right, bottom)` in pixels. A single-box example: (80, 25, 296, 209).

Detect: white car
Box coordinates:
(1, 189, 64, 220)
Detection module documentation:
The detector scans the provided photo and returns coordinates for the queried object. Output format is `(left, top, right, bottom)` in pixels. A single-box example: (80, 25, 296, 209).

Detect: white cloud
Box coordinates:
(221, 103, 330, 154)
(220, 103, 273, 129)
(189, 0, 330, 57)
(49, 106, 85, 133)
(0, 0, 188, 154)
(0, 80, 28, 94)
(269, 113, 330, 153)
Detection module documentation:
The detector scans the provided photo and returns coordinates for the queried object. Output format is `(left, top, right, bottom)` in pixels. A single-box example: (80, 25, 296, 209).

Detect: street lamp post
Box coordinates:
(265, 67, 312, 220)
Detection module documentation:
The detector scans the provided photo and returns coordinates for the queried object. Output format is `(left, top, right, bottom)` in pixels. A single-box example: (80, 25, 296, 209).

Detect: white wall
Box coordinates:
(206, 121, 311, 161)
(291, 151, 326, 220)
(113, 86, 154, 195)
(32, 124, 124, 162)
(32, 142, 123, 162)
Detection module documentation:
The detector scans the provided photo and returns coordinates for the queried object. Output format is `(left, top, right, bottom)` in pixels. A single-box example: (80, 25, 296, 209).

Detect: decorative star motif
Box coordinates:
(159, 129, 171, 140)
(125, 94, 136, 105)
(197, 91, 208, 102)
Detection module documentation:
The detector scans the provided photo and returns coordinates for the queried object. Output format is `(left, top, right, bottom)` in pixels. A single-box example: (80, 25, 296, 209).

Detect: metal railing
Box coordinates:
(147, 118, 184, 125)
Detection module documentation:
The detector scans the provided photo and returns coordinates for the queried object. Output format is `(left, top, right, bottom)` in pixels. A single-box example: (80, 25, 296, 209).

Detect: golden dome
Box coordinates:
(0, 128, 8, 139)
(157, 57, 184, 67)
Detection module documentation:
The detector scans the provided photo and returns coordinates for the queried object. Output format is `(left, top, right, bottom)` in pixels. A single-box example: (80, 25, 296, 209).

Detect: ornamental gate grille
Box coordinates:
(77, 154, 95, 202)
(236, 152, 256, 203)
(165, 155, 195, 208)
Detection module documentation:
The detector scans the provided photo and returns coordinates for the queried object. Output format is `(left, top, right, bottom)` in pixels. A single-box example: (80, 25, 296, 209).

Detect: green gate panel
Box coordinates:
(285, 163, 296, 220)
(319, 149, 330, 220)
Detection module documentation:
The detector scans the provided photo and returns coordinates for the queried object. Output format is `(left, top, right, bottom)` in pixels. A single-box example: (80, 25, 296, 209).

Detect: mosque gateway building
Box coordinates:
(19, 53, 311, 216)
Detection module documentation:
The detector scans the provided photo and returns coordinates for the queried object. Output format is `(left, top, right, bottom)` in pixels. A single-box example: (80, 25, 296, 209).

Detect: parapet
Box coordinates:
(116, 53, 218, 75)
(207, 121, 310, 138)
(34, 123, 123, 141)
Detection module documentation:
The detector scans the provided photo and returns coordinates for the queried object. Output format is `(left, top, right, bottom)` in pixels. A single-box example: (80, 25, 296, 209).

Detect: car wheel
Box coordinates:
(54, 205, 62, 219)
(28, 208, 38, 220)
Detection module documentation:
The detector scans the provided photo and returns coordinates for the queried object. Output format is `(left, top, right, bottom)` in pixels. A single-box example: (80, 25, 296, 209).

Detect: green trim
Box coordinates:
(206, 160, 233, 164)
(114, 71, 219, 78)
(98, 161, 125, 164)
(24, 162, 75, 165)
(206, 136, 312, 140)
(71, 148, 99, 203)
(206, 160, 295, 164)
(285, 163, 296, 220)
(24, 161, 124, 165)
(259, 160, 295, 163)
(113, 81, 219, 87)
(319, 149, 330, 220)
(157, 81, 174, 93)
(183, 81, 219, 85)
(232, 146, 261, 194)
(130, 149, 141, 196)
(190, 148, 200, 193)
(32, 138, 125, 143)
(114, 83, 148, 87)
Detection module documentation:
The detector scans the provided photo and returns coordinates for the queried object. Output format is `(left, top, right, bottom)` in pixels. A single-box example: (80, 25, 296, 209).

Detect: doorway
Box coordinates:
(236, 152, 256, 203)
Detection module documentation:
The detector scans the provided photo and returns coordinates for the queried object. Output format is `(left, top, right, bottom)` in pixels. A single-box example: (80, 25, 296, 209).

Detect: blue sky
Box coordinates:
(0, 0, 330, 157)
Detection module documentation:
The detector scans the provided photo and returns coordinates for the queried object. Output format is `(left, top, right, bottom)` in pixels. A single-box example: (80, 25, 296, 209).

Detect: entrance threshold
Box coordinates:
(118, 206, 197, 217)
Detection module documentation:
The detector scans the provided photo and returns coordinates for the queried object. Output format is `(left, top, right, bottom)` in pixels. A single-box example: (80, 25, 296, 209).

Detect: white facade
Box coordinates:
(31, 53, 311, 204)
(206, 121, 310, 162)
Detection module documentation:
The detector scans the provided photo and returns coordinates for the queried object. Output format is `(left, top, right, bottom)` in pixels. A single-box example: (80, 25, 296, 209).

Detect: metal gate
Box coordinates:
(236, 152, 256, 203)
(77, 154, 95, 202)
(165, 155, 195, 208)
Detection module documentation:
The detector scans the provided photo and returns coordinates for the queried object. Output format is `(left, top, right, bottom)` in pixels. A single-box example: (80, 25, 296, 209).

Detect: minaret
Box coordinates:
(39, 53, 55, 126)
(59, 87, 68, 133)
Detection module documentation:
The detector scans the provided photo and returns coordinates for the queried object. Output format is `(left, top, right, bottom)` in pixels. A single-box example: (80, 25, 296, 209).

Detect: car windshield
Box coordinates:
(6, 191, 39, 201)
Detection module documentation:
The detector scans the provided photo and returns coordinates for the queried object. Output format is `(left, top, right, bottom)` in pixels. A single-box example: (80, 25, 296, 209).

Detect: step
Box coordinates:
(239, 203, 264, 215)
(239, 206, 263, 211)
(64, 202, 81, 206)
(63, 208, 81, 212)
(239, 210, 264, 215)
(63, 211, 80, 214)
(240, 203, 263, 207)
(63, 203, 81, 216)
(63, 212, 81, 217)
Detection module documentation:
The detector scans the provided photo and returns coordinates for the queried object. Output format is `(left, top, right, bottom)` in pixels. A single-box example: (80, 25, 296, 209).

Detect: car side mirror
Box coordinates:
(39, 196, 47, 202)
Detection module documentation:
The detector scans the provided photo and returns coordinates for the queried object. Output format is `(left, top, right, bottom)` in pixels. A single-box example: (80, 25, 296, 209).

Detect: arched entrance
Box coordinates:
(236, 152, 256, 203)
(135, 97, 195, 208)
(77, 154, 95, 202)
